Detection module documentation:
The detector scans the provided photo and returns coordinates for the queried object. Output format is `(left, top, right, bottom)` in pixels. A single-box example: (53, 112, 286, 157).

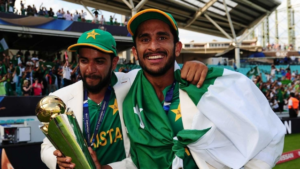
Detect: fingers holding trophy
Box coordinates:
(36, 95, 96, 169)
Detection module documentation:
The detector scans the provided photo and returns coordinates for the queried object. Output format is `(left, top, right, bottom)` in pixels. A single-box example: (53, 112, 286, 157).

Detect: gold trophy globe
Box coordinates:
(36, 96, 96, 169)
(36, 96, 66, 122)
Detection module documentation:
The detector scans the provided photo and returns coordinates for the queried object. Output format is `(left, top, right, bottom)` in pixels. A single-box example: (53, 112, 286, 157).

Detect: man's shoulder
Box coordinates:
(113, 70, 140, 94)
(50, 81, 82, 100)
(114, 69, 140, 81)
(124, 69, 140, 78)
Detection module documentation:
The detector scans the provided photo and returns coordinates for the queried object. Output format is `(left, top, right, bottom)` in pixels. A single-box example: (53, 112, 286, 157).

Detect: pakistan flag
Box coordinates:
(246, 66, 260, 77)
(123, 65, 285, 169)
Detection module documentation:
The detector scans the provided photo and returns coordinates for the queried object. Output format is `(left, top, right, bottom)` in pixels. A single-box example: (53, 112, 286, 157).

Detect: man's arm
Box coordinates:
(63, 61, 68, 68)
(41, 137, 58, 169)
(181, 61, 208, 88)
(288, 99, 292, 109)
(53, 149, 136, 169)
(194, 69, 285, 168)
(71, 65, 78, 75)
(244, 133, 284, 169)
(41, 90, 70, 169)
(106, 158, 136, 169)
(244, 159, 272, 169)
(89, 147, 137, 169)
(238, 77, 285, 168)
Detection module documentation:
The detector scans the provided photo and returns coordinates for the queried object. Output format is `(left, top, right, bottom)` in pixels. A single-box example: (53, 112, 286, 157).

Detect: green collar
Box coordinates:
(111, 72, 118, 87)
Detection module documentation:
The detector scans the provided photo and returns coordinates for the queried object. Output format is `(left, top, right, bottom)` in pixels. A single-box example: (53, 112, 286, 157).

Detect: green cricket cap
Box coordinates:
(127, 9, 179, 40)
(67, 29, 117, 56)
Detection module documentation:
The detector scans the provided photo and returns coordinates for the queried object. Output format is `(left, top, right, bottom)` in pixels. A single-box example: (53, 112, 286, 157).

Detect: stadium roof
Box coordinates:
(63, 0, 281, 38)
(0, 24, 133, 52)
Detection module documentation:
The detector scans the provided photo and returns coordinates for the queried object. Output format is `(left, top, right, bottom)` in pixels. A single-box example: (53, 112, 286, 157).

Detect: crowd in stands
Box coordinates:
(2, 46, 300, 115)
(0, 50, 80, 96)
(263, 43, 294, 51)
(253, 64, 300, 116)
(201, 62, 300, 117)
(245, 57, 299, 66)
(0, 1, 126, 26)
(274, 56, 300, 65)
(0, 50, 140, 96)
(0, 0, 15, 13)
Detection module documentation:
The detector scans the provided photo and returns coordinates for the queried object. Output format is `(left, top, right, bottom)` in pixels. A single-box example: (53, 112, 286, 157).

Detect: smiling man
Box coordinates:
(122, 9, 286, 169)
(40, 29, 209, 169)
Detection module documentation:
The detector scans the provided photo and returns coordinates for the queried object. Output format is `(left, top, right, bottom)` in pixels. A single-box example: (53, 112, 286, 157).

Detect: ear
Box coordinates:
(112, 56, 119, 71)
(132, 46, 138, 60)
(175, 41, 182, 58)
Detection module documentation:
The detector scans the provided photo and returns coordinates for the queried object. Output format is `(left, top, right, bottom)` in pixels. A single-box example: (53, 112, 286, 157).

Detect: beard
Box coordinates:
(81, 64, 112, 94)
(137, 48, 175, 77)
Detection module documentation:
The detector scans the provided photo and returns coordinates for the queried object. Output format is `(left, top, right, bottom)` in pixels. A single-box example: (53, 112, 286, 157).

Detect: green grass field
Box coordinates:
(274, 133, 300, 169)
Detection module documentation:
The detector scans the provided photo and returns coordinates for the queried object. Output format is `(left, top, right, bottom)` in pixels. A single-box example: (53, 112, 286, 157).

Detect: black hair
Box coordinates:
(170, 25, 179, 43)
(109, 53, 115, 60)
(290, 93, 295, 97)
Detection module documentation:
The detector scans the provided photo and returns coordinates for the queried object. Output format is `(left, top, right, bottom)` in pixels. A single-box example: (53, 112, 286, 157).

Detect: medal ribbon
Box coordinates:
(83, 87, 112, 147)
(163, 81, 176, 114)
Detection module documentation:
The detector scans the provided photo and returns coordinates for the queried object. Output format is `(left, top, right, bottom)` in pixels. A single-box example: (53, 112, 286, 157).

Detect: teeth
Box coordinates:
(148, 55, 163, 60)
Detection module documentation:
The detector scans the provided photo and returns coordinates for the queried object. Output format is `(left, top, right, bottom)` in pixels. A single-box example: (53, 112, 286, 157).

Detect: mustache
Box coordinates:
(84, 74, 101, 79)
(143, 51, 167, 58)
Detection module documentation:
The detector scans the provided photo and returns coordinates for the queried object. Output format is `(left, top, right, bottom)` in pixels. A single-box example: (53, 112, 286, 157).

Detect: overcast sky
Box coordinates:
(14, 0, 290, 44)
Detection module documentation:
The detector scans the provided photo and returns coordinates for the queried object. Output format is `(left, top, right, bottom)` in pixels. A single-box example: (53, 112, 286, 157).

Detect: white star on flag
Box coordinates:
(133, 105, 145, 129)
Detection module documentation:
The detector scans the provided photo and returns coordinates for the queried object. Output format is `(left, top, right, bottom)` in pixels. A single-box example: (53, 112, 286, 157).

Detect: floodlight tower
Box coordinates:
(287, 0, 295, 47)
(261, 21, 266, 47)
(275, 10, 279, 44)
(266, 16, 270, 46)
(254, 0, 300, 50)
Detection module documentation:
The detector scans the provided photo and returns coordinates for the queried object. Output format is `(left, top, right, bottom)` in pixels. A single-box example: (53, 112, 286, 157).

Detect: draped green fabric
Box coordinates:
(123, 69, 219, 168)
(173, 129, 211, 159)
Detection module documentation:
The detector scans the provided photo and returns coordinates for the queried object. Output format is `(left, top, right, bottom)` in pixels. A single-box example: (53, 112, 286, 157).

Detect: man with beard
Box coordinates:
(41, 29, 209, 169)
(122, 9, 286, 169)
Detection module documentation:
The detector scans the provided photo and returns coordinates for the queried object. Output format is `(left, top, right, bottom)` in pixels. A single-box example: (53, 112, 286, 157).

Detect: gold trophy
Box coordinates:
(36, 96, 96, 169)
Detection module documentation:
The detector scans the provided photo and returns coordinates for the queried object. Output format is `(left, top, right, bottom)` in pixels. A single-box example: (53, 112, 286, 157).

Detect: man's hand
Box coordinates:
(54, 148, 112, 169)
(54, 150, 75, 169)
(181, 61, 208, 88)
(88, 147, 112, 169)
(88, 147, 102, 169)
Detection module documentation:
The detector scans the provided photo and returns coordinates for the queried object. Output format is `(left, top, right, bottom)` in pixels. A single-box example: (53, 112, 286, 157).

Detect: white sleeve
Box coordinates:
(41, 130, 137, 169)
(107, 157, 137, 169)
(244, 159, 271, 169)
(288, 99, 293, 106)
(41, 137, 57, 169)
